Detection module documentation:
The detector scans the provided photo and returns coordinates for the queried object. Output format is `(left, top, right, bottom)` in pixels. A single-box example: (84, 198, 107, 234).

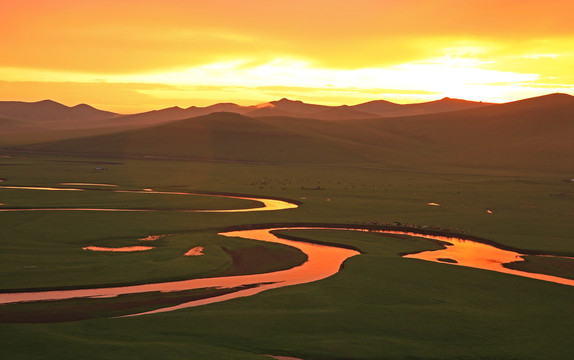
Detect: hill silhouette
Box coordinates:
(310, 107, 380, 120)
(76, 103, 259, 129)
(343, 93, 574, 173)
(67, 97, 493, 127)
(3, 93, 573, 174)
(246, 98, 331, 116)
(0, 117, 49, 134)
(350, 97, 493, 117)
(0, 100, 117, 128)
(0, 97, 492, 132)
(244, 97, 491, 120)
(18, 112, 391, 163)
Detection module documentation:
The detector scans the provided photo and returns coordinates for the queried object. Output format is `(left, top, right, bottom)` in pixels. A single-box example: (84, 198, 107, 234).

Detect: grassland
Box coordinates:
(0, 151, 573, 359)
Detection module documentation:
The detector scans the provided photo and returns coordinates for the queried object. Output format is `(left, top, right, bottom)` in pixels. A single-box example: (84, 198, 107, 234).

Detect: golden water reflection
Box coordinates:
(389, 231, 574, 286)
(184, 246, 205, 256)
(1, 184, 572, 319)
(138, 235, 167, 241)
(0, 186, 298, 213)
(60, 183, 119, 187)
(0, 228, 359, 317)
(0, 186, 84, 191)
(0, 226, 572, 319)
(83, 246, 154, 252)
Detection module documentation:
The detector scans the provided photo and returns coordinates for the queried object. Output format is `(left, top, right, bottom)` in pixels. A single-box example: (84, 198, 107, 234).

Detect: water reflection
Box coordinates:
(138, 235, 167, 242)
(60, 183, 118, 187)
(377, 230, 574, 286)
(0, 186, 298, 212)
(184, 246, 205, 256)
(1, 184, 572, 320)
(0, 208, 151, 212)
(0, 225, 572, 320)
(83, 246, 154, 252)
(193, 197, 298, 212)
(0, 186, 84, 191)
(0, 227, 359, 317)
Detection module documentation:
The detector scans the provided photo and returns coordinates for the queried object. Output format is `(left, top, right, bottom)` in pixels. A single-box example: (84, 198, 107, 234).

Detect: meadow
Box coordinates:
(0, 152, 573, 359)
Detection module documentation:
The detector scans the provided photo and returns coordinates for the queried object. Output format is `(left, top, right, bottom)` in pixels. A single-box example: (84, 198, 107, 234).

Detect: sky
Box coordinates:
(2, 0, 573, 113)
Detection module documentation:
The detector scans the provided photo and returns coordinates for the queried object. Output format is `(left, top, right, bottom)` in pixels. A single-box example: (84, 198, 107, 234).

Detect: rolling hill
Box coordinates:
(0, 117, 49, 134)
(13, 112, 398, 164)
(0, 97, 492, 132)
(105, 103, 258, 128)
(0, 100, 118, 128)
(2, 93, 573, 174)
(341, 93, 574, 173)
(244, 97, 491, 119)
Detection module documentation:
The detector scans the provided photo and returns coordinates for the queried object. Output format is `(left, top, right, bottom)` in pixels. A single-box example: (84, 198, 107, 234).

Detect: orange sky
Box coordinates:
(2, 0, 573, 113)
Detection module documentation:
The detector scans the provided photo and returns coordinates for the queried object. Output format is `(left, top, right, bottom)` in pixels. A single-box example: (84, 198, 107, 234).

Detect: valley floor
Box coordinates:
(0, 152, 573, 359)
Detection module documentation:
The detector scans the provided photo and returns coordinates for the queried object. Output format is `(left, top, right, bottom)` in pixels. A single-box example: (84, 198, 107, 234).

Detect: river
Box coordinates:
(0, 184, 572, 320)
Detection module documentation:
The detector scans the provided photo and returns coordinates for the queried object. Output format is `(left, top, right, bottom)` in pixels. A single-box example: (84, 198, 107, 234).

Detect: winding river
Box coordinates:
(0, 184, 572, 320)
(0, 185, 297, 213)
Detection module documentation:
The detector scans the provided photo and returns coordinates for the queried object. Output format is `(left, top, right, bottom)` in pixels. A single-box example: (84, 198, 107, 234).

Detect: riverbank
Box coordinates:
(1, 153, 573, 359)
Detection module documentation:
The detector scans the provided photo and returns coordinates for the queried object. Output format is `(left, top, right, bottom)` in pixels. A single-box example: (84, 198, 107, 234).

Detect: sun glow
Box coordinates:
(109, 57, 541, 105)
(0, 54, 561, 112)
(1, 0, 574, 111)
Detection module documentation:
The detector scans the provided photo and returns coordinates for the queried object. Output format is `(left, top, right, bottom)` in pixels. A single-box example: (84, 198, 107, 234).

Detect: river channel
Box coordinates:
(0, 184, 572, 319)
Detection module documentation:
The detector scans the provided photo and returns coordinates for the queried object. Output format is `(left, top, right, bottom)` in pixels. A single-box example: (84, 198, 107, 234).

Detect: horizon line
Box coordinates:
(1, 91, 572, 114)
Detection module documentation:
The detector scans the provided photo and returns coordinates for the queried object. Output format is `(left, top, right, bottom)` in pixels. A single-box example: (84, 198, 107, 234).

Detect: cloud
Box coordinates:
(0, 80, 177, 113)
(1, 1, 573, 108)
(3, 0, 574, 73)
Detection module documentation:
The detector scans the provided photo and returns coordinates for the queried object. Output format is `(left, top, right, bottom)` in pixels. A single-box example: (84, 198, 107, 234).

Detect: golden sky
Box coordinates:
(2, 0, 573, 113)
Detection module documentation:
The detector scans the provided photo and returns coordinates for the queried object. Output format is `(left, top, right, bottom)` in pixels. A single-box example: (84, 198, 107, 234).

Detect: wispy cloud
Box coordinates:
(1, 0, 573, 109)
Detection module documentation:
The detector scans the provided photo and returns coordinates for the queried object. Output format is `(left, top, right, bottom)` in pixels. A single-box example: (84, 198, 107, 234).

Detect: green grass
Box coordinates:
(506, 255, 574, 280)
(0, 153, 573, 359)
(0, 285, 262, 323)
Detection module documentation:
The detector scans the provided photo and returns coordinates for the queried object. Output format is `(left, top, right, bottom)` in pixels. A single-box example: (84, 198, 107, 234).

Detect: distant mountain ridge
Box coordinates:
(0, 96, 493, 129)
(0, 100, 118, 127)
(8, 93, 574, 175)
(93, 96, 493, 127)
(242, 97, 492, 119)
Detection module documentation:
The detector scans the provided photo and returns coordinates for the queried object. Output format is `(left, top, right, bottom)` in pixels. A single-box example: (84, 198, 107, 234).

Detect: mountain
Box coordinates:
(98, 106, 189, 128)
(4, 93, 573, 174)
(0, 97, 493, 132)
(11, 94, 574, 174)
(349, 99, 404, 115)
(0, 117, 49, 134)
(99, 98, 386, 126)
(194, 102, 254, 114)
(245, 97, 491, 120)
(245, 100, 381, 120)
(244, 98, 331, 118)
(397, 97, 493, 116)
(310, 106, 380, 120)
(0, 100, 118, 127)
(351, 97, 493, 117)
(16, 112, 390, 163)
(342, 93, 574, 173)
(260, 98, 332, 114)
(99, 103, 256, 128)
